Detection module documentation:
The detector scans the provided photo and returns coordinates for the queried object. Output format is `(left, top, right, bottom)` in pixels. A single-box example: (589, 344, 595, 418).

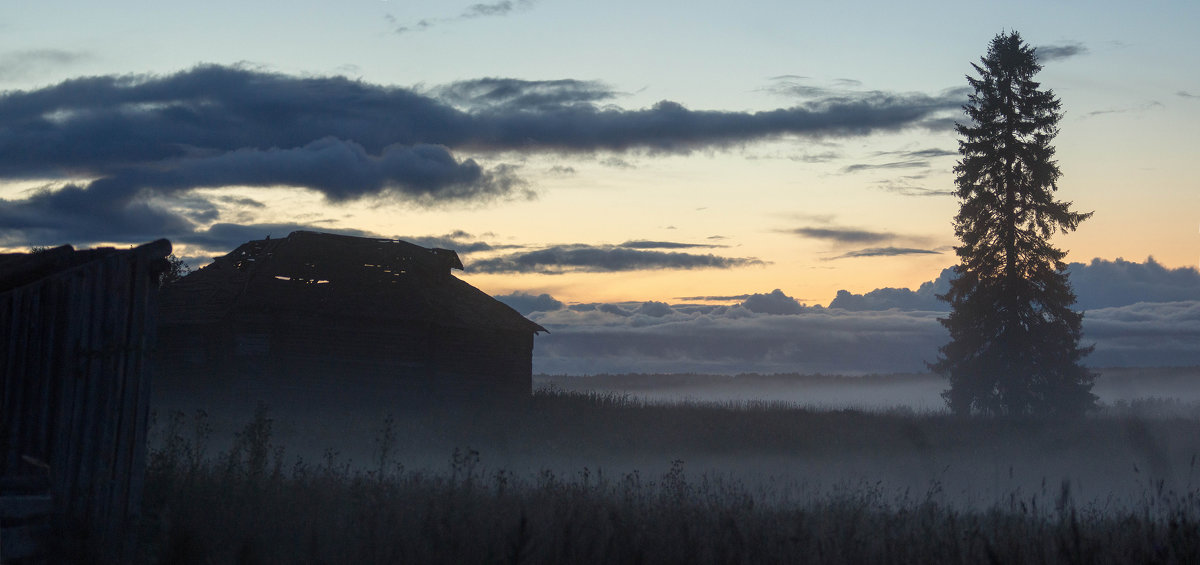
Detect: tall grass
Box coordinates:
(140, 391, 1200, 564)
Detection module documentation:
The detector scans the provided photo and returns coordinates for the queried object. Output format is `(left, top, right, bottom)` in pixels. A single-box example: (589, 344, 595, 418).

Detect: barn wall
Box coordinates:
(1, 240, 168, 562)
(154, 316, 535, 409)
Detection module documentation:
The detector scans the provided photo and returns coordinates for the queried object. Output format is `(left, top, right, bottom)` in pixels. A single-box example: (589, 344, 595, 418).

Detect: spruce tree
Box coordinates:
(932, 31, 1096, 416)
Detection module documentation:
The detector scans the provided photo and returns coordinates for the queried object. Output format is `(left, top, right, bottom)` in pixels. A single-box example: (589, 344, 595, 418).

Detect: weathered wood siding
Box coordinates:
(156, 315, 535, 404)
(1, 239, 169, 562)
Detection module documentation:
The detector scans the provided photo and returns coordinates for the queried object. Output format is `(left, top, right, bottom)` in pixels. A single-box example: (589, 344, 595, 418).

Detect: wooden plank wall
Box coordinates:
(1, 239, 169, 562)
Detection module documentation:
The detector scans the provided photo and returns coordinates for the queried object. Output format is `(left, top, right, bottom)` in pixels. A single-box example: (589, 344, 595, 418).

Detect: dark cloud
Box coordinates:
(1035, 42, 1089, 62)
(392, 231, 517, 254)
(599, 303, 632, 317)
(1082, 301, 1200, 367)
(766, 77, 868, 100)
(1083, 101, 1164, 118)
(618, 240, 724, 249)
(828, 247, 941, 260)
(787, 151, 842, 163)
(1070, 257, 1200, 310)
(676, 294, 754, 302)
(1178, 91, 1200, 99)
(875, 180, 955, 197)
(0, 140, 522, 247)
(599, 157, 636, 168)
(828, 258, 1200, 312)
(214, 195, 266, 208)
(0, 65, 966, 247)
(430, 78, 616, 111)
(740, 289, 807, 315)
(636, 301, 676, 317)
(766, 75, 966, 111)
(915, 115, 961, 133)
(467, 244, 765, 274)
(841, 147, 955, 174)
(790, 227, 894, 244)
(494, 292, 564, 315)
(112, 138, 518, 203)
(391, 0, 537, 34)
(0, 49, 88, 80)
(842, 159, 929, 173)
(464, 1, 518, 17)
(0, 65, 964, 165)
(892, 148, 956, 159)
(177, 223, 378, 250)
(828, 268, 951, 311)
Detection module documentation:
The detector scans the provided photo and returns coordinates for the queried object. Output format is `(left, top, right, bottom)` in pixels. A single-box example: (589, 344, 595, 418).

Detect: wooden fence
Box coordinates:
(1, 239, 170, 562)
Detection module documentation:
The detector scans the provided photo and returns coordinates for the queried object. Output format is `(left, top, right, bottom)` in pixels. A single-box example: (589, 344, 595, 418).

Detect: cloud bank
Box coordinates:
(829, 258, 1200, 312)
(0, 65, 967, 248)
(495, 292, 565, 316)
(523, 259, 1200, 374)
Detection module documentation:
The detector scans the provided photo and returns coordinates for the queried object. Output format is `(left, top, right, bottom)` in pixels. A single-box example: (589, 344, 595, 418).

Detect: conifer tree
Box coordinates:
(932, 31, 1096, 416)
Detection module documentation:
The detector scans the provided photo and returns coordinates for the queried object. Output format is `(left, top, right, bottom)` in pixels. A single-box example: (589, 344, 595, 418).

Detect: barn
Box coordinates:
(155, 231, 546, 405)
(1, 239, 171, 562)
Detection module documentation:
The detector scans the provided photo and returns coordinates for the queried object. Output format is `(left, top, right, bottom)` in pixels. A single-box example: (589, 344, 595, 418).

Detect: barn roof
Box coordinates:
(159, 231, 545, 334)
(0, 240, 172, 294)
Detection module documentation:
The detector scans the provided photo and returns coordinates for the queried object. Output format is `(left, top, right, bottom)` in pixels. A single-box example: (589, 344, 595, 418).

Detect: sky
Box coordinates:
(2, 1, 1198, 373)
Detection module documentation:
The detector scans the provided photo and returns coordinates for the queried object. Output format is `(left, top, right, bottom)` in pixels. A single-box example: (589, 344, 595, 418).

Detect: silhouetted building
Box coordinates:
(2, 240, 170, 562)
(156, 231, 545, 404)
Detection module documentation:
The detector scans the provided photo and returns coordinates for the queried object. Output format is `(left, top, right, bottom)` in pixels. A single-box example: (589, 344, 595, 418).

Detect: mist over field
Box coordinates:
(151, 366, 1200, 515)
(535, 367, 1200, 411)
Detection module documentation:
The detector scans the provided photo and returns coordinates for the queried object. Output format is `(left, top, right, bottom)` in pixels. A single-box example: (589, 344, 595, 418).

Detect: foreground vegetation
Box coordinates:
(140, 389, 1200, 564)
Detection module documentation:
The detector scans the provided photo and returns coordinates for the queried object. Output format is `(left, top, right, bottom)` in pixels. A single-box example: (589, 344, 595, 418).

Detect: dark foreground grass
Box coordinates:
(139, 391, 1200, 564)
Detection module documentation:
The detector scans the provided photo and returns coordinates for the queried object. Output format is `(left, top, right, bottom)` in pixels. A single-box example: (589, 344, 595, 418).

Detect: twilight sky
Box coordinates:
(2, 1, 1198, 373)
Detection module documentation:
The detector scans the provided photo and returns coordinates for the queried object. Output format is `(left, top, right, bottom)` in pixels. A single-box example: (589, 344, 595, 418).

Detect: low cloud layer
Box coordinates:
(495, 292, 565, 315)
(468, 244, 765, 274)
(830, 258, 1200, 312)
(0, 65, 967, 248)
(521, 259, 1200, 374)
(532, 304, 944, 375)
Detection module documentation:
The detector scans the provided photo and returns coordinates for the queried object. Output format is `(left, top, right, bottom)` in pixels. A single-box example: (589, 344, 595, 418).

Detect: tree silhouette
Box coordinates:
(932, 31, 1096, 416)
(160, 253, 191, 287)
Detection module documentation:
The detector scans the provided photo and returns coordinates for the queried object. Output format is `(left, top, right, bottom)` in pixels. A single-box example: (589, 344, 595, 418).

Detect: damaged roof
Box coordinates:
(159, 231, 545, 334)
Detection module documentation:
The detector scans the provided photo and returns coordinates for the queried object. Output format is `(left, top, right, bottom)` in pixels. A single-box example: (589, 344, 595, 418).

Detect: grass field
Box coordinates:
(138, 380, 1200, 564)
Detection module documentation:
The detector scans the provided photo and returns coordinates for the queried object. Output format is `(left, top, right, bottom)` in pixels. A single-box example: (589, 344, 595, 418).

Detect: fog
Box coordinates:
(151, 366, 1200, 514)
(535, 367, 1200, 411)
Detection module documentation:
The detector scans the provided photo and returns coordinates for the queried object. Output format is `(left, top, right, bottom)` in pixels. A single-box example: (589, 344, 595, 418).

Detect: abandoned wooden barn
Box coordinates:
(1, 239, 170, 562)
(156, 231, 546, 402)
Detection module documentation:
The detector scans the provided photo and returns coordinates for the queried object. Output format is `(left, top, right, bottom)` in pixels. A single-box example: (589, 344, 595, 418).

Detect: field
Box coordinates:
(136, 369, 1200, 564)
